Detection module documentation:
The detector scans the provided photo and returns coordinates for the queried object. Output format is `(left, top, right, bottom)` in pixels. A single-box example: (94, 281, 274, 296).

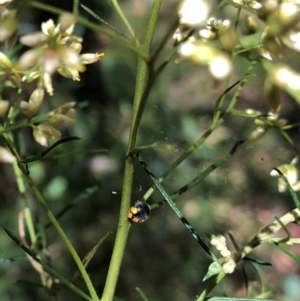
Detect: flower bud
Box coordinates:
(220, 249, 231, 258)
(178, 40, 220, 64)
(58, 13, 75, 33)
(80, 53, 104, 64)
(52, 102, 75, 115)
(267, 2, 299, 36)
(0, 0, 14, 7)
(19, 31, 49, 47)
(248, 126, 266, 141)
(47, 102, 76, 127)
(43, 73, 54, 95)
(275, 118, 287, 128)
(30, 88, 44, 103)
(41, 19, 56, 36)
(277, 2, 298, 25)
(20, 88, 44, 118)
(222, 258, 236, 274)
(292, 181, 300, 191)
(0, 15, 18, 42)
(232, 0, 243, 9)
(199, 28, 217, 40)
(247, 1, 262, 10)
(258, 0, 278, 20)
(5, 28, 18, 49)
(60, 36, 83, 45)
(70, 42, 82, 53)
(219, 28, 239, 52)
(7, 73, 20, 87)
(33, 124, 61, 147)
(245, 15, 258, 34)
(47, 113, 75, 127)
(0, 51, 12, 68)
(57, 65, 80, 81)
(0, 146, 15, 163)
(270, 163, 298, 192)
(0, 100, 9, 116)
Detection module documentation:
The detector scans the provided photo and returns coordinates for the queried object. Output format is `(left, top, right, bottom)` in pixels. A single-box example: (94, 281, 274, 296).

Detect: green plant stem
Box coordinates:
(234, 7, 242, 29)
(142, 63, 254, 202)
(142, 120, 223, 201)
(226, 61, 256, 113)
(212, 20, 252, 126)
(1, 224, 93, 301)
(281, 121, 300, 130)
(72, 0, 79, 17)
(142, 0, 161, 52)
(1, 130, 99, 301)
(0, 115, 47, 135)
(142, 80, 244, 202)
(230, 109, 258, 118)
(151, 15, 179, 62)
(12, 159, 36, 244)
(111, 0, 140, 46)
(100, 158, 133, 301)
(197, 272, 225, 301)
(280, 130, 300, 155)
(101, 2, 161, 301)
(128, 0, 162, 152)
(5, 83, 24, 128)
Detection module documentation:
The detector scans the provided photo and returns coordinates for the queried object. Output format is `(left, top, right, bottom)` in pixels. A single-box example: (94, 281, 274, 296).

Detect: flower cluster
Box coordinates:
(18, 86, 76, 146)
(0, 0, 18, 49)
(18, 13, 104, 95)
(0, 7, 104, 95)
(175, 0, 300, 85)
(246, 109, 287, 142)
(174, 0, 234, 80)
(174, 0, 300, 195)
(210, 234, 231, 259)
(0, 2, 104, 148)
(207, 234, 235, 275)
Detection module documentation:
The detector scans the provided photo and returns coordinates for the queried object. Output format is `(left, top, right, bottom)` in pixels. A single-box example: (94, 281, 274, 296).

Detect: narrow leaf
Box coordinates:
(0, 224, 92, 301)
(20, 136, 80, 163)
(273, 168, 300, 210)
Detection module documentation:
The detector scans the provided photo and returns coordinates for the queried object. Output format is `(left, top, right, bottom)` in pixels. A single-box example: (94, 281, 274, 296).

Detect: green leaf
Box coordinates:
(239, 31, 262, 49)
(136, 287, 150, 301)
(272, 168, 300, 210)
(20, 136, 81, 163)
(274, 243, 300, 263)
(71, 232, 110, 282)
(203, 262, 222, 281)
(243, 257, 272, 266)
(0, 224, 92, 301)
(80, 4, 130, 41)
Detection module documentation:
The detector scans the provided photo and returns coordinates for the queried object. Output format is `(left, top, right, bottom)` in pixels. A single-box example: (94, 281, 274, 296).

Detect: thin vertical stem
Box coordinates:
(111, 0, 140, 46)
(101, 2, 162, 301)
(1, 129, 99, 301)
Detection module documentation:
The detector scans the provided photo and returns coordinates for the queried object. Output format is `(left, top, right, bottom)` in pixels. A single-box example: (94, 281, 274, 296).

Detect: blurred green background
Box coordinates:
(1, 1, 300, 301)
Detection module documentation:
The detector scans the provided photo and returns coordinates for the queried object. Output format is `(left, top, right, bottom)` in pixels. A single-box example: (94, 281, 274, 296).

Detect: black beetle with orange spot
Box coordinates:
(127, 201, 151, 223)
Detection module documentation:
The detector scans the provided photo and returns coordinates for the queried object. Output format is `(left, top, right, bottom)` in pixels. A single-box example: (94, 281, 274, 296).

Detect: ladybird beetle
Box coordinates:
(127, 201, 151, 223)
